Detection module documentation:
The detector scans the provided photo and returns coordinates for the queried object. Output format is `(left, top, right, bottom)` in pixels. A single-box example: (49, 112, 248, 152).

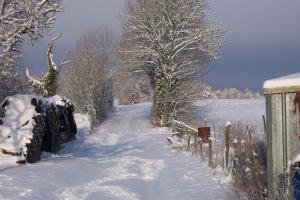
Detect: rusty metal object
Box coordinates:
(198, 127, 211, 143)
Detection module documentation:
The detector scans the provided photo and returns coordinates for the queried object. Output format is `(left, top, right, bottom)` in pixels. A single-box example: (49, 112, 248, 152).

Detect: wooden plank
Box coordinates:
(173, 119, 198, 133)
(266, 94, 285, 199)
(264, 86, 300, 95)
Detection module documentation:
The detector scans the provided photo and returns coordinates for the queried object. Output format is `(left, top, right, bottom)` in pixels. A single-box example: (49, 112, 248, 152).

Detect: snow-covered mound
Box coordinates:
(0, 95, 36, 160)
(74, 113, 92, 138)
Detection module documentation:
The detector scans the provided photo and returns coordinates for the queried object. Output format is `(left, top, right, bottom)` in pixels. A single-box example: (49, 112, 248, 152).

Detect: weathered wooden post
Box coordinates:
(187, 134, 191, 151)
(199, 138, 204, 160)
(170, 119, 175, 134)
(194, 133, 199, 156)
(264, 73, 300, 199)
(225, 122, 232, 170)
(208, 138, 213, 167)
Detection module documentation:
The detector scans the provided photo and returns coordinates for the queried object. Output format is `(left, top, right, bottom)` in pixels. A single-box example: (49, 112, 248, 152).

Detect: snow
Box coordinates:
(0, 103, 237, 200)
(226, 121, 232, 127)
(292, 153, 300, 164)
(263, 72, 300, 89)
(0, 94, 73, 166)
(196, 99, 265, 133)
(48, 95, 72, 107)
(25, 66, 42, 86)
(244, 167, 250, 173)
(0, 95, 36, 160)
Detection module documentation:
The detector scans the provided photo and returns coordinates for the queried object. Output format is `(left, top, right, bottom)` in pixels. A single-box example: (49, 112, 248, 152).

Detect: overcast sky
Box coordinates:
(22, 0, 300, 92)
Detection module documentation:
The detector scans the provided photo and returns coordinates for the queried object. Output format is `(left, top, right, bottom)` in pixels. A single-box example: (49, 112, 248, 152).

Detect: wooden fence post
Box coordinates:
(171, 118, 174, 132)
(225, 123, 232, 169)
(209, 139, 213, 167)
(194, 133, 198, 156)
(187, 134, 191, 151)
(199, 139, 203, 159)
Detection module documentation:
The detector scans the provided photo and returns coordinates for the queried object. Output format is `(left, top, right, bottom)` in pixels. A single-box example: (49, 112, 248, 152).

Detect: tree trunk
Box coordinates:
(152, 74, 173, 127)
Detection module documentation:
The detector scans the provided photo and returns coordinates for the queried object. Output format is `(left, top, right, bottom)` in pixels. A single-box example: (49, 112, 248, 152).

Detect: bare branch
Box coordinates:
(58, 50, 72, 72)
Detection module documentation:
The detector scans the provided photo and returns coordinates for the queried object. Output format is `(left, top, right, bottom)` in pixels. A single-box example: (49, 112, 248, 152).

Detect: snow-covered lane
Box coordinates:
(0, 103, 237, 200)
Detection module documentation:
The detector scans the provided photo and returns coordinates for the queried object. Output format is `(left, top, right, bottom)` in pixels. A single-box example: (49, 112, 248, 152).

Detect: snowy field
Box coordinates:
(0, 103, 238, 200)
(195, 99, 266, 133)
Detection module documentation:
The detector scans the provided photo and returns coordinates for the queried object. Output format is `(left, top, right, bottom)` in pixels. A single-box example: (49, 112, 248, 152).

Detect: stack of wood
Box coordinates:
(0, 95, 77, 164)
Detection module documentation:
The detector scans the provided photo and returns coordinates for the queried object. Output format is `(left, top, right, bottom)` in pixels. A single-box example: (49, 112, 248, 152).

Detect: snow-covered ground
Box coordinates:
(195, 99, 266, 133)
(0, 103, 238, 200)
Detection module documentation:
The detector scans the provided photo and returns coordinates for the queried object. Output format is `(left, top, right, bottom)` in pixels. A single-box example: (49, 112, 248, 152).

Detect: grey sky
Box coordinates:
(207, 0, 300, 91)
(22, 0, 300, 92)
(22, 0, 123, 76)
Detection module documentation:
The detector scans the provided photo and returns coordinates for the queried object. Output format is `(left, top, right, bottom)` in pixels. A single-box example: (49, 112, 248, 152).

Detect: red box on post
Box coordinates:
(198, 127, 211, 143)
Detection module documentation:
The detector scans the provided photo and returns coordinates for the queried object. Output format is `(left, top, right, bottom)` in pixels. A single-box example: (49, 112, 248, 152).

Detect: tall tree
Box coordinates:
(59, 26, 115, 126)
(120, 0, 224, 126)
(0, 0, 62, 100)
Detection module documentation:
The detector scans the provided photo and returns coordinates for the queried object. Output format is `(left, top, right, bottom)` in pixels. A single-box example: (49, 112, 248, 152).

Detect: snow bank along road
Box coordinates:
(0, 103, 237, 200)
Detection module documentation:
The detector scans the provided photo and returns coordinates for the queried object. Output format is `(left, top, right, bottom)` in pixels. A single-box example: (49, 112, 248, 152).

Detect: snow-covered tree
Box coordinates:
(0, 0, 62, 66)
(120, 0, 223, 126)
(0, 0, 62, 100)
(60, 27, 115, 126)
(25, 34, 70, 97)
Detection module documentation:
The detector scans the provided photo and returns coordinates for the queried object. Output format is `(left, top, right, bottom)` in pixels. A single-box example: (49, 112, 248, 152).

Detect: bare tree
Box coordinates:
(0, 0, 62, 100)
(24, 33, 71, 97)
(59, 26, 115, 126)
(120, 0, 224, 126)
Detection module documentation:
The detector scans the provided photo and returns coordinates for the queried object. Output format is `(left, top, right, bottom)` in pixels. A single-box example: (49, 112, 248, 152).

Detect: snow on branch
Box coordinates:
(0, 0, 62, 69)
(120, 0, 224, 126)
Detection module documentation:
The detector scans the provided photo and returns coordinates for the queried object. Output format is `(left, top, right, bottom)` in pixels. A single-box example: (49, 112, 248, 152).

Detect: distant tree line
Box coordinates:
(214, 88, 262, 99)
